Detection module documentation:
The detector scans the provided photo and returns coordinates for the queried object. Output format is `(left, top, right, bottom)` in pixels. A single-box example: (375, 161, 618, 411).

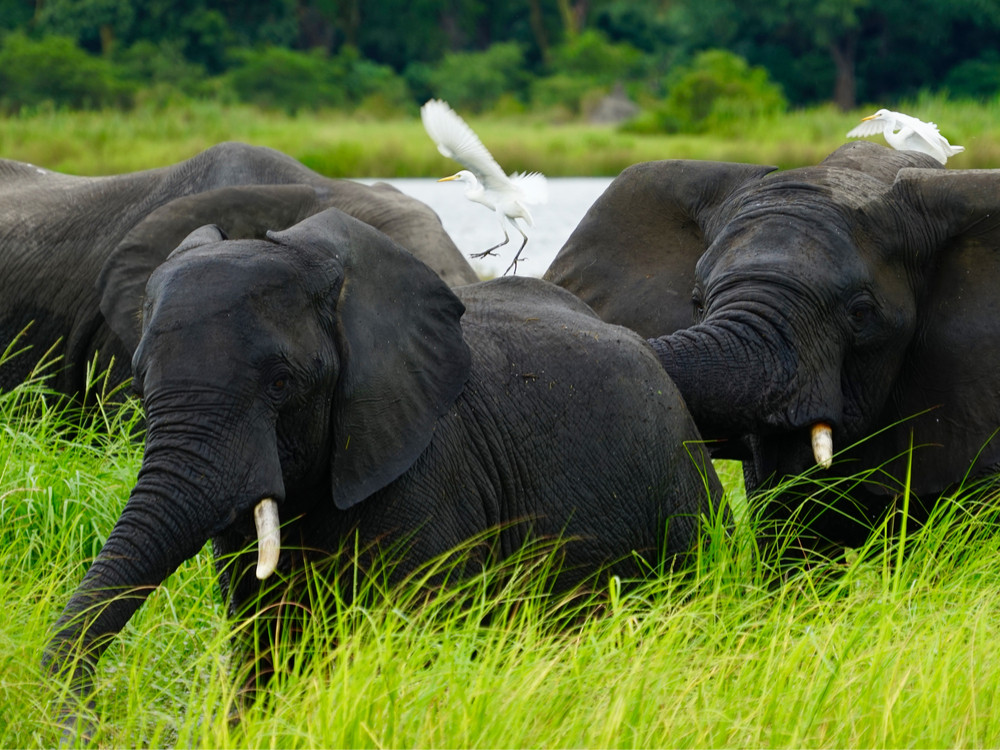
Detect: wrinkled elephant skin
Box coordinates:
(44, 207, 722, 732)
(0, 142, 477, 400)
(547, 141, 1000, 548)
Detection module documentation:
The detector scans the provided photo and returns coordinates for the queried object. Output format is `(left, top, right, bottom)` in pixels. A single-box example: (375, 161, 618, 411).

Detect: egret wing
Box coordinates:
(510, 171, 549, 205)
(421, 99, 509, 188)
(846, 119, 886, 138)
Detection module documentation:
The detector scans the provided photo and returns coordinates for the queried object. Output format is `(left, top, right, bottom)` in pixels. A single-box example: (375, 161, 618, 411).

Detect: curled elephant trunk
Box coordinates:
(649, 323, 837, 469)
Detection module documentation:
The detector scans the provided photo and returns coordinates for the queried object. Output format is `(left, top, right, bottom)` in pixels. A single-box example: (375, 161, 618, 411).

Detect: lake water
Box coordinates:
(358, 177, 614, 279)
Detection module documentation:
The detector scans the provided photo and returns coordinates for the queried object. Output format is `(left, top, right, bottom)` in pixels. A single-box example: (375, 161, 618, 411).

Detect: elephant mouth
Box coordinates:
(253, 497, 281, 580)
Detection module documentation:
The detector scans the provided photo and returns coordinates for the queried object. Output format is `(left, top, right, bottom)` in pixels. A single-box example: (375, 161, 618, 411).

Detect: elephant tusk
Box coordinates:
(253, 498, 281, 580)
(811, 423, 833, 469)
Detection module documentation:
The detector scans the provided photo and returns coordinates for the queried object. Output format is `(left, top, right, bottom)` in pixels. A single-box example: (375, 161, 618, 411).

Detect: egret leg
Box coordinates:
(503, 227, 530, 276)
(469, 229, 510, 259)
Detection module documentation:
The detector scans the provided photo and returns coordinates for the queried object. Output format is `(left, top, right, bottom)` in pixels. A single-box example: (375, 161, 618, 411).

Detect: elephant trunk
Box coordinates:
(44, 410, 284, 695)
(648, 319, 837, 468)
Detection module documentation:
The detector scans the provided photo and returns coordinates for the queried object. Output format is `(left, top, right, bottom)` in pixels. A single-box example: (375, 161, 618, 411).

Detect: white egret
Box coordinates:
(846, 109, 965, 164)
(421, 98, 548, 275)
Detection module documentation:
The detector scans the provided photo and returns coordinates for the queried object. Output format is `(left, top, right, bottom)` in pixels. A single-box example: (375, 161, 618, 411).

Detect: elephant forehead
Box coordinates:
(146, 252, 314, 333)
(704, 214, 860, 272)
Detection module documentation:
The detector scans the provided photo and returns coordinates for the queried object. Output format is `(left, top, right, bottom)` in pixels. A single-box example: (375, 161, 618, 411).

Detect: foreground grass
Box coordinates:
(3, 380, 1000, 747)
(2, 94, 999, 178)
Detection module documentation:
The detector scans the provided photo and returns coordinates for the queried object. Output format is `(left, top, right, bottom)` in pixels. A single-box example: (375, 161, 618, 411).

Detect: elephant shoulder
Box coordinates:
(457, 276, 602, 326)
(457, 276, 664, 374)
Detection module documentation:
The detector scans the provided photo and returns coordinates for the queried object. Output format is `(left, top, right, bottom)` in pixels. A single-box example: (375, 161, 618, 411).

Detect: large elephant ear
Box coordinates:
(98, 184, 329, 352)
(266, 208, 471, 510)
(871, 168, 1000, 495)
(543, 159, 776, 338)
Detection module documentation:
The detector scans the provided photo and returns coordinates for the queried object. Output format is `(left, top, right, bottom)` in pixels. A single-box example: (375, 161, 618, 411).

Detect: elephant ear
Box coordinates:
(871, 168, 1000, 495)
(543, 159, 776, 338)
(98, 184, 330, 352)
(266, 208, 471, 510)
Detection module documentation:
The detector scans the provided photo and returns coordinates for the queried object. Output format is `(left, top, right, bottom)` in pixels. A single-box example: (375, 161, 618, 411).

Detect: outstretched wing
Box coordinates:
(846, 119, 887, 138)
(509, 171, 549, 205)
(421, 99, 510, 190)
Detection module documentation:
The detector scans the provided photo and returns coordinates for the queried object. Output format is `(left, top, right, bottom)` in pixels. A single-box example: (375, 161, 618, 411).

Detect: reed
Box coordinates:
(3, 366, 1000, 747)
(1, 94, 996, 178)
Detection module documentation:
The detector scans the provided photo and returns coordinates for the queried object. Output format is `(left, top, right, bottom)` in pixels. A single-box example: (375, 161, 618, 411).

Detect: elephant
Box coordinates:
(545, 140, 1000, 550)
(45, 207, 722, 728)
(0, 141, 478, 401)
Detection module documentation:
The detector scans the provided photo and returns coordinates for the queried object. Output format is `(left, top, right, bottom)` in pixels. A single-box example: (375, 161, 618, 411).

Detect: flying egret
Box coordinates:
(421, 98, 548, 275)
(846, 109, 965, 164)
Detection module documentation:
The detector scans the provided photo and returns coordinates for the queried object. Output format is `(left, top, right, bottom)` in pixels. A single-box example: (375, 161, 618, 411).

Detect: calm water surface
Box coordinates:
(358, 177, 614, 279)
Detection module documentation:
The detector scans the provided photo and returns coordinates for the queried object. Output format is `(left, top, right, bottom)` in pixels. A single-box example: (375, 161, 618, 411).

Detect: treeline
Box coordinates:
(1, 0, 999, 130)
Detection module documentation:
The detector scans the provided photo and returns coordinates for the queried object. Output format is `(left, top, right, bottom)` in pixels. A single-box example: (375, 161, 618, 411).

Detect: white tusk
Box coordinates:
(253, 498, 281, 580)
(811, 423, 833, 469)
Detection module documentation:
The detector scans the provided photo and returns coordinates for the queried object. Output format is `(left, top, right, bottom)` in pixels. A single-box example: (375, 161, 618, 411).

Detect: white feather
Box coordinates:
(846, 109, 964, 164)
(421, 99, 548, 274)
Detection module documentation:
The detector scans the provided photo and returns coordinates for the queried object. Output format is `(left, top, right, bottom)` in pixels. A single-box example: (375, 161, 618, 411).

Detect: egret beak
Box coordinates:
(861, 114, 877, 122)
(438, 174, 460, 182)
(254, 497, 281, 580)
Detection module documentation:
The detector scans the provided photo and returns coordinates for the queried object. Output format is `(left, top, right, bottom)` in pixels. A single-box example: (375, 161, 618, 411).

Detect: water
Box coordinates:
(358, 177, 614, 279)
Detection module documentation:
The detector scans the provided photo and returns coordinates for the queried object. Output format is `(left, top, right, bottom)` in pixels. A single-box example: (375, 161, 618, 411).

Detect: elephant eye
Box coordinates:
(848, 296, 877, 330)
(691, 288, 706, 320)
(263, 363, 292, 402)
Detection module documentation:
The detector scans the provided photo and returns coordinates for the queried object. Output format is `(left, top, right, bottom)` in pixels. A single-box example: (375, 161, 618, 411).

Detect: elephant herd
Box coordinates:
(5, 140, 1000, 730)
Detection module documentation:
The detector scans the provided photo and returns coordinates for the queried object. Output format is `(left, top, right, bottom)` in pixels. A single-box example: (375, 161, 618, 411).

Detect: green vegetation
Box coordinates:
(4, 361, 1000, 747)
(1, 95, 999, 179)
(3, 2, 1000, 121)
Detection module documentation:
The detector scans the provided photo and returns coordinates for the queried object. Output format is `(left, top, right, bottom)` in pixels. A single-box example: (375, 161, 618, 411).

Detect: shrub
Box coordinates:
(226, 46, 346, 112)
(225, 45, 411, 114)
(547, 29, 645, 83)
(0, 32, 134, 112)
(427, 42, 527, 113)
(626, 49, 787, 135)
(944, 52, 1000, 100)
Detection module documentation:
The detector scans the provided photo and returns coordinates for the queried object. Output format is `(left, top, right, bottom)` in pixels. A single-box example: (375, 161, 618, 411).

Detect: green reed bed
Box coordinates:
(3, 370, 1000, 747)
(2, 94, 998, 179)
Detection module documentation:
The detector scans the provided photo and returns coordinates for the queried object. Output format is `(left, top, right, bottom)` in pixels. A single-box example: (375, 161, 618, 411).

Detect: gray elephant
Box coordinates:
(546, 141, 1000, 549)
(0, 142, 478, 400)
(45, 207, 721, 727)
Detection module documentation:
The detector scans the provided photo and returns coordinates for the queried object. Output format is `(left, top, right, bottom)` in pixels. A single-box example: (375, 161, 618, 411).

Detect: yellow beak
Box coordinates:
(861, 114, 877, 122)
(438, 174, 460, 182)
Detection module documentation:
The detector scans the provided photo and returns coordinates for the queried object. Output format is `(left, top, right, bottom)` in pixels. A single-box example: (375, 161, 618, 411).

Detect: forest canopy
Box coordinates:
(1, 0, 999, 126)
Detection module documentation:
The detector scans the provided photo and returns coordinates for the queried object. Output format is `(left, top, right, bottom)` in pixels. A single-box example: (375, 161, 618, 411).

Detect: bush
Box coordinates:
(0, 32, 134, 112)
(547, 29, 645, 83)
(626, 49, 787, 135)
(226, 46, 345, 112)
(944, 52, 1000, 100)
(427, 42, 527, 113)
(224, 45, 411, 114)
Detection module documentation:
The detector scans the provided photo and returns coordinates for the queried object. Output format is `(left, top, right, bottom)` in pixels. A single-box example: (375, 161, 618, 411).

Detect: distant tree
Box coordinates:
(35, 0, 135, 56)
(0, 0, 34, 32)
(427, 41, 527, 112)
(0, 32, 133, 110)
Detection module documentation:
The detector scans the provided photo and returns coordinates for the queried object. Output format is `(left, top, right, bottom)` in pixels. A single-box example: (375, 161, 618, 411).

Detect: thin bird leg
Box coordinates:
(469, 228, 510, 259)
(503, 226, 530, 276)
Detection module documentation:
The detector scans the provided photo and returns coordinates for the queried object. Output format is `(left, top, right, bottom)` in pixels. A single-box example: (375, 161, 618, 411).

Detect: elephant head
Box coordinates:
(547, 141, 1000, 544)
(45, 207, 470, 698)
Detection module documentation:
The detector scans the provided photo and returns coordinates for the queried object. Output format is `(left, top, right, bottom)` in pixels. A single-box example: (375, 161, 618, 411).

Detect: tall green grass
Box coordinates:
(2, 94, 997, 177)
(3, 362, 1000, 748)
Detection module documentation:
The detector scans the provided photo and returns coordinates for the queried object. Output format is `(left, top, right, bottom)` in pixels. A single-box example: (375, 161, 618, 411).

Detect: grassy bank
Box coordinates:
(3, 377, 1000, 747)
(2, 95, 998, 178)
